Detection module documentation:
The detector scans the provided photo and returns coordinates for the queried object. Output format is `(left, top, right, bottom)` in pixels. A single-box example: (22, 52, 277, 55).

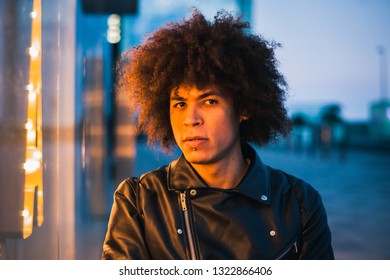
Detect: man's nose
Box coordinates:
(183, 104, 203, 126)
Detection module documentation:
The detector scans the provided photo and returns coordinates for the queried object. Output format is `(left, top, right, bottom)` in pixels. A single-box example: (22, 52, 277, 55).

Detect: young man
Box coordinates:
(101, 10, 334, 260)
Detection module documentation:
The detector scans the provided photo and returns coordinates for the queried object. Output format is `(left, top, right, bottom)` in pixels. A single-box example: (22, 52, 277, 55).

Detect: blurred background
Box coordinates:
(0, 0, 389, 260)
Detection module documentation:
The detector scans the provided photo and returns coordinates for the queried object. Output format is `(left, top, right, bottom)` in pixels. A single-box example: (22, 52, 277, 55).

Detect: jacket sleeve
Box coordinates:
(101, 178, 151, 259)
(291, 177, 335, 260)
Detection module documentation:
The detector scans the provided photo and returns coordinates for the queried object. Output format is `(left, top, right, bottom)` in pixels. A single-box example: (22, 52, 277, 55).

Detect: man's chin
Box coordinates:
(183, 152, 218, 166)
(185, 157, 205, 165)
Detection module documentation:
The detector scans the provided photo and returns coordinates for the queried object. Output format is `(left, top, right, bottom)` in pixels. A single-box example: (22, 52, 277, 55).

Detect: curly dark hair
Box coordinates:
(116, 9, 291, 149)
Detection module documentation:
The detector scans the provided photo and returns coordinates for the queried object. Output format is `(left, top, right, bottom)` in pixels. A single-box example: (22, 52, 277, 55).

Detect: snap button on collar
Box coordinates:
(190, 189, 197, 196)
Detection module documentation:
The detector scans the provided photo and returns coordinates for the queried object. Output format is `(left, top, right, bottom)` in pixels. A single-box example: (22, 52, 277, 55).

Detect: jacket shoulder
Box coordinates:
(115, 165, 168, 188)
(274, 169, 320, 203)
(267, 167, 323, 218)
(139, 165, 169, 182)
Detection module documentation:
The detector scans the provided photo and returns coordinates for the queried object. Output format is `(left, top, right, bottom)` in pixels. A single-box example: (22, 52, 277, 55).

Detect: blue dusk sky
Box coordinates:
(253, 0, 390, 121)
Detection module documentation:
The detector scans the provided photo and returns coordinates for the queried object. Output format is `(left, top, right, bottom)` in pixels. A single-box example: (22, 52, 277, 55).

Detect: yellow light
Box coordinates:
(26, 83, 34, 91)
(21, 209, 30, 218)
(30, 11, 38, 19)
(20, 207, 33, 237)
(28, 91, 37, 102)
(28, 46, 39, 58)
(37, 190, 43, 197)
(25, 120, 33, 130)
(24, 0, 43, 239)
(27, 130, 36, 143)
(23, 158, 41, 174)
(26, 84, 37, 102)
(32, 150, 42, 160)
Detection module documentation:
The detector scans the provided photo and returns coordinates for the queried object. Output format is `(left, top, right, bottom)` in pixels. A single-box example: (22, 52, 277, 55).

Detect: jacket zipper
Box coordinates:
(276, 241, 298, 260)
(180, 192, 197, 260)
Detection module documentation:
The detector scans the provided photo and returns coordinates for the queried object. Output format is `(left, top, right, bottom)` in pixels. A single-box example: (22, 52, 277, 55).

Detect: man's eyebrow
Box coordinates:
(170, 95, 186, 101)
(198, 92, 220, 99)
(170, 91, 220, 101)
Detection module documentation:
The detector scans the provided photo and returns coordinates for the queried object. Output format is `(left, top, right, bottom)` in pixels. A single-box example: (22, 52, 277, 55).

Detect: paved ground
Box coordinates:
(80, 141, 390, 260)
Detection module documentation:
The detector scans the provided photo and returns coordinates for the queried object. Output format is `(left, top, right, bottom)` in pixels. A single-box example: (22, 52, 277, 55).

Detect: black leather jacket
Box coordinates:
(102, 145, 334, 259)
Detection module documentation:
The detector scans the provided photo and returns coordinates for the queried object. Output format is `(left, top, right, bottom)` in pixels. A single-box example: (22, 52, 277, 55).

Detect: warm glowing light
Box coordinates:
(25, 120, 34, 130)
(27, 130, 36, 143)
(23, 158, 41, 174)
(30, 11, 38, 19)
(26, 83, 37, 102)
(21, 209, 30, 218)
(26, 83, 34, 91)
(29, 46, 39, 58)
(24, 0, 43, 239)
(28, 91, 37, 102)
(32, 150, 42, 160)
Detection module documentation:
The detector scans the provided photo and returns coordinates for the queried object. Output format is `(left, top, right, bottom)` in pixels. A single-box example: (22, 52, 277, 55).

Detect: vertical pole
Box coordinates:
(377, 45, 388, 101)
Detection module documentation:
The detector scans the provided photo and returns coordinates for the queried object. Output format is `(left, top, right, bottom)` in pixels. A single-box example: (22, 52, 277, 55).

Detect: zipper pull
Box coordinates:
(179, 191, 197, 260)
(294, 241, 298, 253)
(180, 192, 187, 211)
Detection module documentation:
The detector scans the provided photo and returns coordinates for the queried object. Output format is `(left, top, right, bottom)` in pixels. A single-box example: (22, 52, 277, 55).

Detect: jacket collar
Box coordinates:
(167, 144, 271, 204)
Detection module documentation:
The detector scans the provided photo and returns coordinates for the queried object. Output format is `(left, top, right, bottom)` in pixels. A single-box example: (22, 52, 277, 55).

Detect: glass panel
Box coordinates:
(0, 0, 76, 259)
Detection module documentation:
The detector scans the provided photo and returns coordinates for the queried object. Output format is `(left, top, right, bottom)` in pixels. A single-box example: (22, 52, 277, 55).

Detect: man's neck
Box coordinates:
(191, 153, 249, 189)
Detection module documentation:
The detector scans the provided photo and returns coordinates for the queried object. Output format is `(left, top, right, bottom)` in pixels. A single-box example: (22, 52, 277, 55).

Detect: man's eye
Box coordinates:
(204, 99, 218, 105)
(173, 102, 186, 108)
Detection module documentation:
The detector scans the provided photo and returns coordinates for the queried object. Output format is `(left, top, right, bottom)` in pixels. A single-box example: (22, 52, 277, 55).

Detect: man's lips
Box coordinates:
(183, 136, 208, 142)
(183, 137, 208, 149)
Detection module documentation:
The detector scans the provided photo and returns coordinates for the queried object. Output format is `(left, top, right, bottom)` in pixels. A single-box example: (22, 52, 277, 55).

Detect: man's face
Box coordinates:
(170, 85, 242, 166)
